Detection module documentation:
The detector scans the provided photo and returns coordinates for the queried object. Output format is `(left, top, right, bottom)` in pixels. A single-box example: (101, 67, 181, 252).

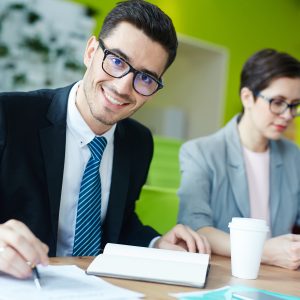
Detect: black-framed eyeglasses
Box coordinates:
(257, 92, 300, 117)
(98, 39, 163, 96)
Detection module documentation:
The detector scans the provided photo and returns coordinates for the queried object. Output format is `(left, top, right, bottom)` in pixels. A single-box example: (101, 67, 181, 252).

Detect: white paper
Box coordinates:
(0, 265, 144, 300)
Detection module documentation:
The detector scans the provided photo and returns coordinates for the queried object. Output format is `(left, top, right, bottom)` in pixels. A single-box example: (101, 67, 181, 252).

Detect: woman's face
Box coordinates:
(243, 77, 300, 141)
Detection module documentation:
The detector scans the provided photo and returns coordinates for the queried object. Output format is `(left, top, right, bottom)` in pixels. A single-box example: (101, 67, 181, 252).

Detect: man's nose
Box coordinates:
(113, 72, 134, 95)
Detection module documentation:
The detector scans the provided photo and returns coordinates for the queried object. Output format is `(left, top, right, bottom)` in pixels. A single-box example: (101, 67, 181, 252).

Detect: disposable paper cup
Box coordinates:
(228, 218, 269, 279)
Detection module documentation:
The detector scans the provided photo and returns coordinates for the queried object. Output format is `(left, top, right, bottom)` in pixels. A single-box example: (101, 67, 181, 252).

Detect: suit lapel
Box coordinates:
(269, 141, 283, 232)
(225, 117, 250, 217)
(39, 86, 71, 243)
(104, 121, 130, 243)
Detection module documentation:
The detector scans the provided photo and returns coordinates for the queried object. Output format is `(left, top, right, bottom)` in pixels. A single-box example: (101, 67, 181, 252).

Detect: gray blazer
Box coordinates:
(177, 116, 300, 237)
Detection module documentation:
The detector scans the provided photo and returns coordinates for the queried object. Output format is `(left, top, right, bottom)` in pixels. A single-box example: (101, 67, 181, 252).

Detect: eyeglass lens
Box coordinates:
(270, 99, 300, 117)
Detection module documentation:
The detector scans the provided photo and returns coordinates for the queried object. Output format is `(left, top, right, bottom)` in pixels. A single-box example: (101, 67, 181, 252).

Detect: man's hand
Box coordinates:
(262, 234, 300, 270)
(154, 224, 211, 254)
(0, 219, 49, 278)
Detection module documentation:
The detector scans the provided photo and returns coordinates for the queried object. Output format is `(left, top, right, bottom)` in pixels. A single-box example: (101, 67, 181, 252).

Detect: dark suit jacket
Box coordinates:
(0, 84, 158, 256)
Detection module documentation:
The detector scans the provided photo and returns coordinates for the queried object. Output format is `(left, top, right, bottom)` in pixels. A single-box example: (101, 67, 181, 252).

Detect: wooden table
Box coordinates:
(50, 255, 300, 299)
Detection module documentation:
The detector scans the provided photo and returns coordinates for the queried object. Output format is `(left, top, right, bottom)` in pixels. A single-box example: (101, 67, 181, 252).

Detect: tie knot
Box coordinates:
(88, 136, 107, 161)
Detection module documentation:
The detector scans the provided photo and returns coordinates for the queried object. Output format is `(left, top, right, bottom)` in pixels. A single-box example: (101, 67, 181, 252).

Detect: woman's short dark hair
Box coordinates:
(99, 0, 178, 72)
(240, 48, 300, 95)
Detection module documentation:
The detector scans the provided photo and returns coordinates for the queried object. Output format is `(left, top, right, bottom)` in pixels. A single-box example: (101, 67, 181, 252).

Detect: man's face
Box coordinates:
(76, 22, 169, 134)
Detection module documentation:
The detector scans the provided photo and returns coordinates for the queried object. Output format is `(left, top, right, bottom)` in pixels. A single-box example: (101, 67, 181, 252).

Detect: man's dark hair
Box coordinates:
(240, 48, 300, 95)
(99, 0, 177, 71)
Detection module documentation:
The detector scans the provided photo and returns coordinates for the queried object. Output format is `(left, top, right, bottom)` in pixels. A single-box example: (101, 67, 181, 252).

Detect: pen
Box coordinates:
(32, 265, 42, 290)
(27, 262, 42, 290)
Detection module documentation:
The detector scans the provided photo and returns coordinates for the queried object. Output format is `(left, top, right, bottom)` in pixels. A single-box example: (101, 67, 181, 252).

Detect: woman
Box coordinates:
(178, 48, 300, 269)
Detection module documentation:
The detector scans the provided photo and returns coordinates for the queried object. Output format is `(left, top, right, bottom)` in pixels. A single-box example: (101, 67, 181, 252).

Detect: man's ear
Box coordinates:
(240, 87, 255, 110)
(83, 36, 99, 68)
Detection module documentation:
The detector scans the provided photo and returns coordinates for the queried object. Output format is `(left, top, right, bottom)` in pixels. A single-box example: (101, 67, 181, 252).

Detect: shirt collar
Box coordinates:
(67, 81, 116, 147)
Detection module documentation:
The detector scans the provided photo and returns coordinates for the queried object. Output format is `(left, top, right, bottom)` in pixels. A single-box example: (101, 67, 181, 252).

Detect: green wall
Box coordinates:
(72, 0, 300, 144)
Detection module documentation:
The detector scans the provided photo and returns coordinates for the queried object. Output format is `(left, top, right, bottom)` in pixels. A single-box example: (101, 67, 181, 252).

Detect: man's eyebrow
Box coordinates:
(110, 48, 130, 62)
(109, 47, 161, 80)
(139, 68, 160, 80)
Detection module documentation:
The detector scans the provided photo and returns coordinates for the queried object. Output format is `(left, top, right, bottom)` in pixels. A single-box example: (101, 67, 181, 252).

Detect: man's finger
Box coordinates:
(1, 220, 49, 266)
(0, 245, 32, 278)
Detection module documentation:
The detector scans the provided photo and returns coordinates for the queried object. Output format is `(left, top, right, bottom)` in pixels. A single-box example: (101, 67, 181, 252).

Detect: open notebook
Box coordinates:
(86, 243, 210, 288)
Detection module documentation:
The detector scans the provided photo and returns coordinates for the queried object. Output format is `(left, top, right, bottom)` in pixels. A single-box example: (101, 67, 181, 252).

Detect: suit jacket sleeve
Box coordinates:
(0, 87, 70, 256)
(177, 137, 215, 231)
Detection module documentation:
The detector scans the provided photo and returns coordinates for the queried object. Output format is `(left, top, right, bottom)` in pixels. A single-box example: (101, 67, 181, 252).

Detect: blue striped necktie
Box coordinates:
(72, 136, 107, 256)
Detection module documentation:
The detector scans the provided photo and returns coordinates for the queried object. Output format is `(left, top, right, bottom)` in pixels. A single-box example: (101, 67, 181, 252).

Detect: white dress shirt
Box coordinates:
(56, 82, 116, 256)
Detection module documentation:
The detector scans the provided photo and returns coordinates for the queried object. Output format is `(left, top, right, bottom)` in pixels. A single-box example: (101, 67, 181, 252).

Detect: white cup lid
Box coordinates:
(228, 217, 269, 232)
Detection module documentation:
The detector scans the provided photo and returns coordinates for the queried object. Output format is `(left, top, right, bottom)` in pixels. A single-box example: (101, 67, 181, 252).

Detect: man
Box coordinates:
(0, 0, 210, 279)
